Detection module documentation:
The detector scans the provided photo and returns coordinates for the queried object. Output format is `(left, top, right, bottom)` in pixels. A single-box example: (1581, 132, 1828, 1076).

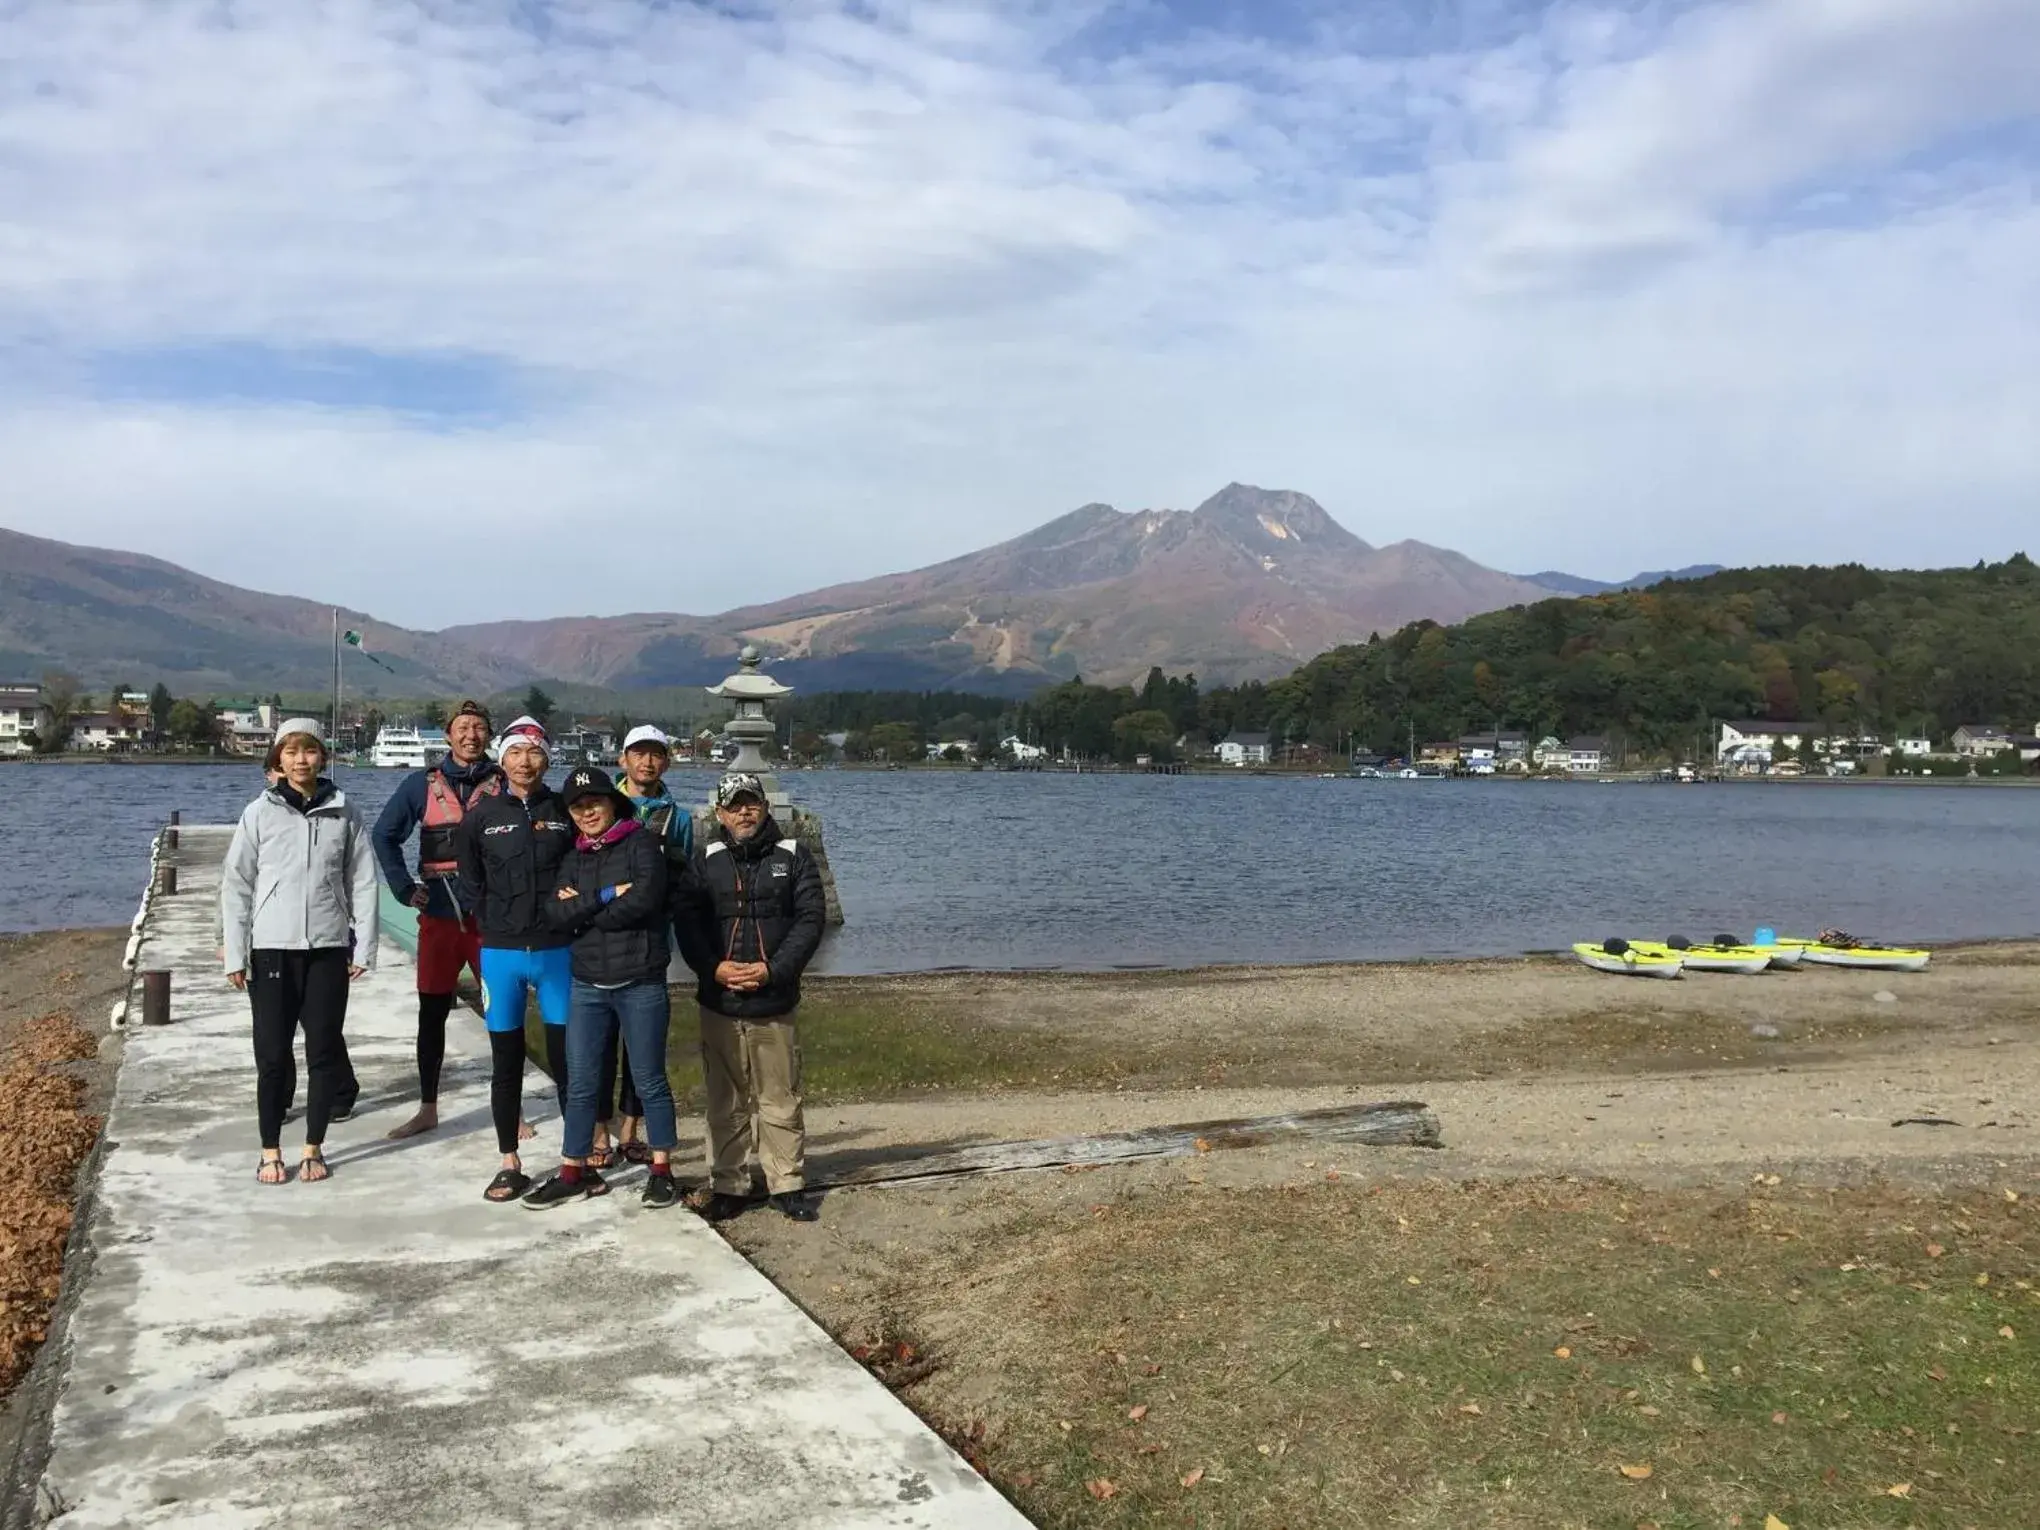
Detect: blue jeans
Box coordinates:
(564, 980, 676, 1160)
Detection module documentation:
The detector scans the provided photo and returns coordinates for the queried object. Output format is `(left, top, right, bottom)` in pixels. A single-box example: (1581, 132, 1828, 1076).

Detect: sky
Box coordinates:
(2, 0, 2036, 628)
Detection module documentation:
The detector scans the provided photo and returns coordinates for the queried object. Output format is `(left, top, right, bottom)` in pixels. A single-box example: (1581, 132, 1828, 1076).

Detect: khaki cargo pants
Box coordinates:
(699, 1007, 805, 1196)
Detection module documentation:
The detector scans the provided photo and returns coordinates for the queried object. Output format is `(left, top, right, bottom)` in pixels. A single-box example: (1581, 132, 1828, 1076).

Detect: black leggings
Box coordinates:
(490, 1024, 569, 1155)
(250, 947, 351, 1150)
(599, 1030, 643, 1122)
(417, 991, 455, 1104)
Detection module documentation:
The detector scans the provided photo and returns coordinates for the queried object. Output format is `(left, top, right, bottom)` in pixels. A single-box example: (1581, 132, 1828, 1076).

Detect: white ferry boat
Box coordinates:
(370, 725, 449, 769)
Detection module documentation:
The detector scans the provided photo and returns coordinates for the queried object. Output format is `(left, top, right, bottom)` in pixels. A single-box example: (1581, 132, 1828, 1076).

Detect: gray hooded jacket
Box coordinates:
(220, 783, 380, 974)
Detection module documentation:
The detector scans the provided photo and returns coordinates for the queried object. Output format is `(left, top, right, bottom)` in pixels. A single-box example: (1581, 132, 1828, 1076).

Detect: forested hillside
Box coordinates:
(1259, 557, 2040, 756)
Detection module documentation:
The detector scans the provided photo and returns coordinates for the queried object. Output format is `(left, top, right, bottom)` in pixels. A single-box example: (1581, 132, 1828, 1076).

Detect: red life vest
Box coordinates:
(418, 770, 503, 876)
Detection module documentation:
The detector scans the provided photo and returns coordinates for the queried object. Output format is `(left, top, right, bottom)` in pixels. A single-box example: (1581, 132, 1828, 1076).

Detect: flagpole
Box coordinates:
(331, 608, 342, 747)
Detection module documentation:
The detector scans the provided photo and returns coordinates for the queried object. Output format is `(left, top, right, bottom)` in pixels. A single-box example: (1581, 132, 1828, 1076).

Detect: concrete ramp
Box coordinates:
(24, 827, 1029, 1529)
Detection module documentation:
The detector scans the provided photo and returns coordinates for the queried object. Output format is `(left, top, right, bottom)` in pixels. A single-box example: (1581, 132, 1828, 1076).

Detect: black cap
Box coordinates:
(559, 766, 632, 816)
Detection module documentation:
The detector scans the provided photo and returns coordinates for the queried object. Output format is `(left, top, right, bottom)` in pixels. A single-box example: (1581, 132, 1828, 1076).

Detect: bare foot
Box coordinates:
(518, 1117, 537, 1141)
(386, 1106, 439, 1141)
(299, 1151, 331, 1183)
(257, 1155, 289, 1185)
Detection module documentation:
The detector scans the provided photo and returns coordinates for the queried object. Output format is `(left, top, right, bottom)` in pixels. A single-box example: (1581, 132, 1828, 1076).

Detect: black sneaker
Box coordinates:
(522, 1171, 608, 1209)
(701, 1192, 751, 1224)
(770, 1191, 819, 1223)
(641, 1174, 682, 1209)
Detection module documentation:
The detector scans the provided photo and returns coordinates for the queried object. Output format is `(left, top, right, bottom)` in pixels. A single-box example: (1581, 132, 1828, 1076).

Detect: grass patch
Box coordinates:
(888, 1178, 2038, 1528)
(525, 987, 1126, 1109)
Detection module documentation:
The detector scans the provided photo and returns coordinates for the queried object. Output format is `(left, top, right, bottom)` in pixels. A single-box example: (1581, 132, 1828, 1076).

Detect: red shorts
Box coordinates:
(415, 913, 483, 995)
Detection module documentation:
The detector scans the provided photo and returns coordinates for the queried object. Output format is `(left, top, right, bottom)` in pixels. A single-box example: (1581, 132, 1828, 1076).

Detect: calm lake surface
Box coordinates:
(3, 763, 2038, 972)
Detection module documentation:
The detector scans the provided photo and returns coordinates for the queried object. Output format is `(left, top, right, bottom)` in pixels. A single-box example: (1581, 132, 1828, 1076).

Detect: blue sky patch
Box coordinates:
(88, 341, 536, 423)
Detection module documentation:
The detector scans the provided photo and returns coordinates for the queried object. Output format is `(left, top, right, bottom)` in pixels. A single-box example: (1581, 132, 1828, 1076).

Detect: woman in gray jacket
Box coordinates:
(221, 719, 379, 1183)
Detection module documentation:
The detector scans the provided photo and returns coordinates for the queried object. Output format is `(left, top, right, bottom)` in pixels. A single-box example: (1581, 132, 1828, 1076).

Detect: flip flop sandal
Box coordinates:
(587, 1144, 615, 1170)
(299, 1151, 332, 1183)
(621, 1141, 653, 1166)
(256, 1157, 291, 1185)
(484, 1169, 532, 1203)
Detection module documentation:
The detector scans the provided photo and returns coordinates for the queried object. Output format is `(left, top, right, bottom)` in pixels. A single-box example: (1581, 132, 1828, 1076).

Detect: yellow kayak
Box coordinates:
(1631, 939, 1772, 975)
(1574, 940, 1683, 978)
(1774, 934, 1931, 972)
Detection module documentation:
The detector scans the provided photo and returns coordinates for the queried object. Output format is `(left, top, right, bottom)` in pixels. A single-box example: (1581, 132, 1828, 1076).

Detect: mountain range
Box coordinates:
(1516, 564, 1727, 596)
(0, 486, 1704, 697)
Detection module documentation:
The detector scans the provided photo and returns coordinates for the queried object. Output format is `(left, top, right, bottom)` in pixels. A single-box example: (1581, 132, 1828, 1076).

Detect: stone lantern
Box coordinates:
(708, 644, 792, 806)
(704, 645, 842, 925)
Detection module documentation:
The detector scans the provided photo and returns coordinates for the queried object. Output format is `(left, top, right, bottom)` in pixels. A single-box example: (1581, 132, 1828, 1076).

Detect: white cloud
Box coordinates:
(0, 0, 2035, 626)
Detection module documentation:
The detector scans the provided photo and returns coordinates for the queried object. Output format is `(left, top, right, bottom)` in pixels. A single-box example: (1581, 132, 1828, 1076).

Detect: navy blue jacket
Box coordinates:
(371, 757, 506, 920)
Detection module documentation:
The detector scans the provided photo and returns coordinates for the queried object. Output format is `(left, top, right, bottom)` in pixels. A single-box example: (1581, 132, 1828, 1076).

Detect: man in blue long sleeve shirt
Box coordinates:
(372, 699, 504, 1139)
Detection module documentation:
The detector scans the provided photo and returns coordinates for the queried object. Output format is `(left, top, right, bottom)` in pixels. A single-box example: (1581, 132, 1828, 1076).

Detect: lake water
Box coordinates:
(3, 763, 2038, 972)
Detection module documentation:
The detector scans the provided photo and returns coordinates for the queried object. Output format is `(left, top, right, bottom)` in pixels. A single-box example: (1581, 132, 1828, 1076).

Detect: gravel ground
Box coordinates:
(0, 929, 125, 1497)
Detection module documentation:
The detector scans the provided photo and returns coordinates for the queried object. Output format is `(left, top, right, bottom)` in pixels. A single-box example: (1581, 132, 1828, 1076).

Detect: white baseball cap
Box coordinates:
(621, 725, 672, 754)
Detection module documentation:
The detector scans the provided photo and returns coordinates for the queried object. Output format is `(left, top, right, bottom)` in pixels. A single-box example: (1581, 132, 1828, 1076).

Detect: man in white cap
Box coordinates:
(455, 716, 576, 1203)
(595, 723, 697, 1164)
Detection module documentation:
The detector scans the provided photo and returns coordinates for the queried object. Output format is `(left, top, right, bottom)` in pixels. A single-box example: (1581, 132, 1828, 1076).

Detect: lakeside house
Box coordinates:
(925, 738, 975, 761)
(1715, 719, 1822, 771)
(1419, 741, 1460, 769)
(1530, 735, 1567, 770)
(552, 722, 618, 766)
(1891, 736, 1934, 757)
(69, 712, 144, 752)
(1457, 734, 1498, 774)
(0, 684, 49, 757)
(216, 700, 279, 757)
(1566, 736, 1608, 773)
(1216, 731, 1271, 767)
(1952, 724, 2010, 757)
(1001, 735, 1047, 762)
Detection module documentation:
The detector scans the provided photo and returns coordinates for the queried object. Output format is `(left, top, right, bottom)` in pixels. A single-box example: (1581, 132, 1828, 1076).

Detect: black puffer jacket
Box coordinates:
(455, 785, 575, 949)
(676, 816, 826, 1019)
(545, 820, 669, 986)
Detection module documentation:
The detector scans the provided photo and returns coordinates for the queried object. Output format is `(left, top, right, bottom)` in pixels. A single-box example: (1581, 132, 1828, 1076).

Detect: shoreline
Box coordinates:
(7, 753, 2036, 786)
(7, 926, 2040, 977)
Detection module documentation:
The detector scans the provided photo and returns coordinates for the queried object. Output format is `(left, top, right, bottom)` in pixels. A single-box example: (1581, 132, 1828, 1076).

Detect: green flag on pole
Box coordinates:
(342, 628, 396, 673)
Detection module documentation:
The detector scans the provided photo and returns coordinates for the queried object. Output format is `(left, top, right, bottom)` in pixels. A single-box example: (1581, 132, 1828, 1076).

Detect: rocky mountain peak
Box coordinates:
(1190, 483, 1372, 555)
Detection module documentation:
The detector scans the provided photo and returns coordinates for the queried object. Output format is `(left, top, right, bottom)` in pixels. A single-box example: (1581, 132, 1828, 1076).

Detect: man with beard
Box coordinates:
(372, 699, 504, 1140)
(676, 774, 826, 1223)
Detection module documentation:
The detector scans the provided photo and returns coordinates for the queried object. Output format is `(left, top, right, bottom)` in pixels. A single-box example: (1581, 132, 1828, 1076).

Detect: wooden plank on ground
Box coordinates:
(814, 1101, 1442, 1189)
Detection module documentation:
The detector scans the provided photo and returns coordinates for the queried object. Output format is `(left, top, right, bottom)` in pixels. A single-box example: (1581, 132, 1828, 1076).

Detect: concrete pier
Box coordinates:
(20, 826, 1028, 1529)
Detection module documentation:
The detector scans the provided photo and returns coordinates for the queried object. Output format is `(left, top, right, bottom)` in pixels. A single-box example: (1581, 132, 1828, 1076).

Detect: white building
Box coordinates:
(0, 684, 49, 756)
(70, 712, 144, 752)
(1001, 736, 1046, 762)
(1716, 719, 1821, 771)
(925, 739, 974, 761)
(1566, 736, 1607, 773)
(1530, 735, 1568, 770)
(217, 700, 279, 756)
(1889, 736, 1934, 757)
(1457, 734, 1498, 774)
(1951, 724, 2010, 757)
(1217, 731, 1271, 767)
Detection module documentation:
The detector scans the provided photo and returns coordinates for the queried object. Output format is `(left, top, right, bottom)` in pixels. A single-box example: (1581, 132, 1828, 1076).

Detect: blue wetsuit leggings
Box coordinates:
(479, 947, 572, 1156)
